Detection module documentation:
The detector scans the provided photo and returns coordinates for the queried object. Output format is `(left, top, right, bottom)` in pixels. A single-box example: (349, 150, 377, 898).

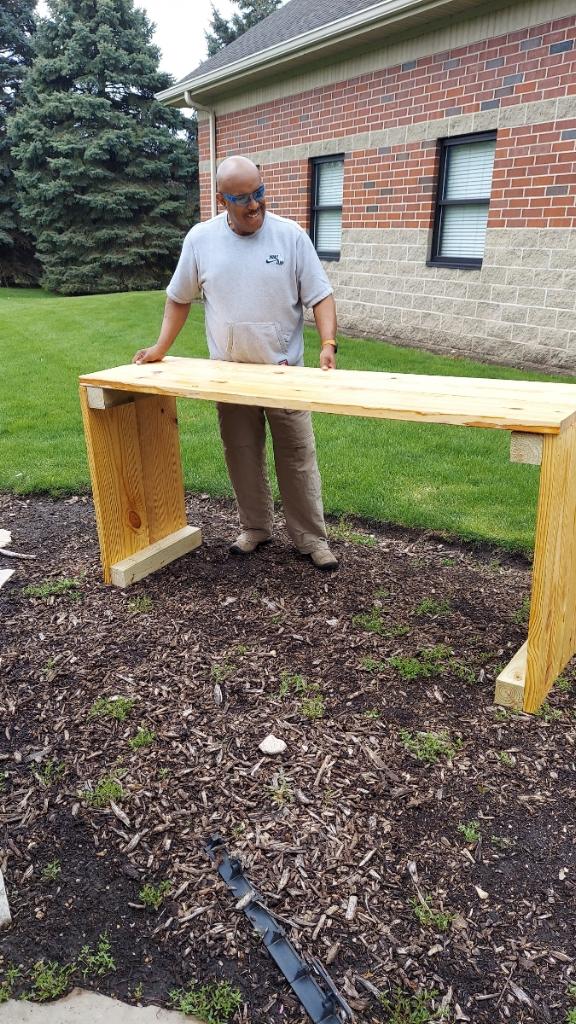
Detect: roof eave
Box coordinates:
(157, 0, 477, 107)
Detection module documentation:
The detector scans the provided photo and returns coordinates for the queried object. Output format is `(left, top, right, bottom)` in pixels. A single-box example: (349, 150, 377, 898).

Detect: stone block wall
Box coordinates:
(330, 228, 576, 370)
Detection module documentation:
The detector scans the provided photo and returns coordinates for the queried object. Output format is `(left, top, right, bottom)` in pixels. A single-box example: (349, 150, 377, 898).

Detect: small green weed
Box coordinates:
(386, 623, 410, 638)
(89, 696, 135, 721)
(128, 595, 153, 613)
(457, 820, 481, 843)
(279, 671, 307, 696)
(498, 751, 514, 767)
(360, 656, 387, 672)
(556, 676, 572, 693)
(233, 644, 248, 655)
(413, 597, 451, 617)
(352, 608, 386, 634)
(77, 935, 116, 977)
(82, 775, 124, 807)
(269, 770, 294, 807)
(210, 662, 234, 683)
(41, 858, 61, 882)
(22, 577, 81, 599)
(169, 980, 242, 1023)
(29, 960, 75, 1002)
(389, 644, 452, 681)
(379, 985, 447, 1023)
(401, 729, 460, 764)
(566, 984, 576, 1022)
(139, 880, 172, 910)
(365, 708, 381, 720)
(133, 981, 144, 1003)
(0, 966, 21, 1004)
(490, 834, 513, 850)
(0, 771, 8, 792)
(34, 758, 65, 786)
(536, 701, 563, 722)
(411, 897, 453, 933)
(441, 558, 455, 567)
(301, 692, 325, 720)
(328, 517, 377, 547)
(512, 595, 531, 624)
(129, 727, 155, 750)
(450, 659, 476, 684)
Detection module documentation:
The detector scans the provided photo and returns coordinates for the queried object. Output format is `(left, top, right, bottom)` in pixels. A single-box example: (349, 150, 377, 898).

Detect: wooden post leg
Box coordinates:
(80, 388, 200, 585)
(496, 422, 576, 712)
(525, 423, 576, 711)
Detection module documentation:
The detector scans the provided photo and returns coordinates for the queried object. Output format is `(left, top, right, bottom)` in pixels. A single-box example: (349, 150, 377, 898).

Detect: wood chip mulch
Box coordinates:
(1, 492, 575, 1023)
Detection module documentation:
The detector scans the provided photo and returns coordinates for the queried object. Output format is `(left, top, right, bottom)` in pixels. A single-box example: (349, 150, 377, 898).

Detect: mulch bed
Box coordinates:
(1, 491, 575, 1024)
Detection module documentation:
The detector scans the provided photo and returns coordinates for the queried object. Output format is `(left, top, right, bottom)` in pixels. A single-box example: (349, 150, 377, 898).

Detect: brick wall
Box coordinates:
(202, 15, 575, 227)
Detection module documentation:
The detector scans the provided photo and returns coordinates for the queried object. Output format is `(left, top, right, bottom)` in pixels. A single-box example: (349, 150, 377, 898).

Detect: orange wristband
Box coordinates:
(321, 340, 338, 352)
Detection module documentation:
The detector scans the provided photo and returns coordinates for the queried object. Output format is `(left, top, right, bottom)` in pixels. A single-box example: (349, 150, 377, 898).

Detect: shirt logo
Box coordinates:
(265, 254, 284, 265)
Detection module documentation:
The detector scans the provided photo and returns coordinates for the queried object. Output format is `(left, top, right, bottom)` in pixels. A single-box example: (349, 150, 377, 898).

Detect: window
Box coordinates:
(310, 156, 344, 260)
(429, 132, 496, 268)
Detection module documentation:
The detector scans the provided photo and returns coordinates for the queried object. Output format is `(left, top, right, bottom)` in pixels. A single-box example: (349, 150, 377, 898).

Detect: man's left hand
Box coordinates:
(320, 346, 336, 371)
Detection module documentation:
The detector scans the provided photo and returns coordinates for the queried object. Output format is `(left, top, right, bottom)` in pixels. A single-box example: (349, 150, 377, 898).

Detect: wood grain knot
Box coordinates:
(128, 510, 142, 529)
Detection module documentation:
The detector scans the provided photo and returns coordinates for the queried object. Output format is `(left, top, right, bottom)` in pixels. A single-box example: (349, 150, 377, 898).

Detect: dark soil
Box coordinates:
(1, 492, 575, 1024)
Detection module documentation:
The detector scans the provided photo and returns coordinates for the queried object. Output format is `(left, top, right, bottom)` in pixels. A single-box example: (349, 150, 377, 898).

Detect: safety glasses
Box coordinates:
(221, 184, 266, 206)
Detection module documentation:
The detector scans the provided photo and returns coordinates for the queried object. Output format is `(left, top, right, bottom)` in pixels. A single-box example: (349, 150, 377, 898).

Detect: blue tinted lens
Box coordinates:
(234, 185, 265, 206)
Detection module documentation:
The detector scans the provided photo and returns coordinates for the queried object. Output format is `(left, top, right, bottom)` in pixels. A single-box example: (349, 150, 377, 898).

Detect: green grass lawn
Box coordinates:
(1, 286, 573, 552)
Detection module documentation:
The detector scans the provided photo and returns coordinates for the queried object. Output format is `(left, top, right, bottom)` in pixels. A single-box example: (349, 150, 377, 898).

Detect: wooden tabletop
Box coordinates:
(79, 357, 576, 434)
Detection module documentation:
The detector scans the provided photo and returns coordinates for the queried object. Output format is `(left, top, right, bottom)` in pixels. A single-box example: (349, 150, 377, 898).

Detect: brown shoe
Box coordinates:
(229, 531, 272, 555)
(309, 545, 339, 571)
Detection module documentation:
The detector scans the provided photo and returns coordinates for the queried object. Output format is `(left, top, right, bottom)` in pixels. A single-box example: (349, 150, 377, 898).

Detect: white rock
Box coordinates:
(258, 734, 286, 755)
(0, 869, 11, 928)
(0, 569, 15, 590)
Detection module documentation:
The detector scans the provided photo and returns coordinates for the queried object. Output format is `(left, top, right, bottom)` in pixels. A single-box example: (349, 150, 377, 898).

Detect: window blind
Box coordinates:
(445, 140, 496, 201)
(315, 209, 342, 251)
(317, 160, 344, 205)
(439, 204, 490, 259)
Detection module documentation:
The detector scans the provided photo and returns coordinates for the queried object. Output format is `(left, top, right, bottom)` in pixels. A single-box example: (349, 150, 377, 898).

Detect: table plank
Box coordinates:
(80, 358, 576, 434)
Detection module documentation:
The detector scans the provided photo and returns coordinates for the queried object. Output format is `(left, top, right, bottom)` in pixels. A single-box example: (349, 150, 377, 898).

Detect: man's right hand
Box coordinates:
(132, 344, 164, 365)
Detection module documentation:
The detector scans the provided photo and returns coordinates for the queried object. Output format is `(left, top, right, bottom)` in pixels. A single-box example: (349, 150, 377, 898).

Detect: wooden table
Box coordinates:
(79, 357, 576, 714)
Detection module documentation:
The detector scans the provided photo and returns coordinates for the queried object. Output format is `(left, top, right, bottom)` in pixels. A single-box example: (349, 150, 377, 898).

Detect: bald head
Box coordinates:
(216, 155, 266, 235)
(216, 156, 261, 192)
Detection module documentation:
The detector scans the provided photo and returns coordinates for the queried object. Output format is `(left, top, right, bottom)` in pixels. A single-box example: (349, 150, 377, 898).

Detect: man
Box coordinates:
(133, 155, 339, 570)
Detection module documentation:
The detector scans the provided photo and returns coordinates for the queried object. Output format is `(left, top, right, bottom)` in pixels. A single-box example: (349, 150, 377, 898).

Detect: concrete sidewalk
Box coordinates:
(0, 988, 202, 1023)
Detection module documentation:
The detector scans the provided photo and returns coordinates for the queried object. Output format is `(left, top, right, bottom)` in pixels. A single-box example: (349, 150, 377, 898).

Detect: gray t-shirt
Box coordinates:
(166, 211, 333, 366)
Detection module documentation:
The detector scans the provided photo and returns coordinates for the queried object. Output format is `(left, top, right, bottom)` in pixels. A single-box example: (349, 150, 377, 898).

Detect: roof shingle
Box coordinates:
(178, 0, 385, 83)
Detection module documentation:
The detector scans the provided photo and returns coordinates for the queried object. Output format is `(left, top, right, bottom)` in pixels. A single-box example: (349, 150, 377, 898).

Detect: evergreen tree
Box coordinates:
(206, 0, 283, 57)
(9, 0, 196, 295)
(0, 0, 39, 285)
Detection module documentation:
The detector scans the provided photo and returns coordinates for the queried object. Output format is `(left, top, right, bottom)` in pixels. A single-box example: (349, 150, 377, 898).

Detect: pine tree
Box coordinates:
(206, 0, 283, 57)
(0, 0, 39, 285)
(9, 0, 196, 295)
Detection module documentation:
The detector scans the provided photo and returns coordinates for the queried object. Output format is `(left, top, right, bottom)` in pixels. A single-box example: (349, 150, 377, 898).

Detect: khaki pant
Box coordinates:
(216, 403, 328, 554)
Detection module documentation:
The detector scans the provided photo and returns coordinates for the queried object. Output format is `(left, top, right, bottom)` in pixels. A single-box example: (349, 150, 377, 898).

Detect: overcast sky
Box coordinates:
(37, 0, 238, 80)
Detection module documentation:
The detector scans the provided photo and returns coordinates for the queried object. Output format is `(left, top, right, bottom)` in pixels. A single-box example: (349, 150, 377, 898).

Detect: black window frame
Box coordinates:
(309, 154, 344, 261)
(428, 130, 497, 270)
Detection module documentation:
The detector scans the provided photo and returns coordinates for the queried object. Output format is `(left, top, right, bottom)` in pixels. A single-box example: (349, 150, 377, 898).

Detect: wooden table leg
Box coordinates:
(496, 421, 576, 712)
(80, 387, 201, 585)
